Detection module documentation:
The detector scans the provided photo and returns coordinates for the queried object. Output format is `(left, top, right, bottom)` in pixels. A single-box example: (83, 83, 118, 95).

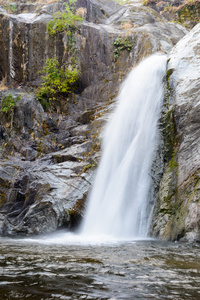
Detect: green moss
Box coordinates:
(168, 149, 178, 172)
(79, 163, 97, 176)
(177, 1, 200, 27)
(158, 208, 172, 214)
(161, 68, 178, 163)
(166, 68, 174, 79)
(0, 189, 6, 205)
(155, 65, 200, 240)
(160, 169, 200, 241)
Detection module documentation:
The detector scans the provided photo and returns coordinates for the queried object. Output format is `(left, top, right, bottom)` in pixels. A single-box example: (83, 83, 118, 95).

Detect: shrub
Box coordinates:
(37, 57, 80, 111)
(39, 0, 83, 111)
(1, 94, 20, 114)
(3, 3, 17, 13)
(1, 94, 21, 131)
(47, 0, 83, 37)
(113, 37, 133, 60)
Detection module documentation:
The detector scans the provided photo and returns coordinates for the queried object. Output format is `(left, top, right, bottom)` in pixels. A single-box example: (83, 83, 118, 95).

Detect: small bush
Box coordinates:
(1, 94, 20, 114)
(37, 58, 80, 111)
(47, 0, 83, 37)
(113, 37, 133, 60)
(1, 94, 21, 131)
(3, 3, 17, 13)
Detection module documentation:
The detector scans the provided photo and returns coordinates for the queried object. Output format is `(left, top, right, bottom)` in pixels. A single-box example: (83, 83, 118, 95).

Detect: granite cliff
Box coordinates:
(0, 0, 199, 241)
(152, 23, 200, 243)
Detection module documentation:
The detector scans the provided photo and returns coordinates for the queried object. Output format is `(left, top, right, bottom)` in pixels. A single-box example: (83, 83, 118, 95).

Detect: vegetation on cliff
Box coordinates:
(37, 58, 80, 111)
(113, 37, 133, 60)
(37, 0, 83, 112)
(161, 68, 178, 164)
(143, 0, 200, 29)
(0, 94, 21, 131)
(47, 0, 83, 37)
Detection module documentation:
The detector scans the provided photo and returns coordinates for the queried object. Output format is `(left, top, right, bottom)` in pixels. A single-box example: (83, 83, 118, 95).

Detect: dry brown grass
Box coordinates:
(0, 76, 8, 91)
(33, 0, 62, 3)
(0, 0, 62, 5)
(121, 21, 132, 30)
(76, 7, 87, 18)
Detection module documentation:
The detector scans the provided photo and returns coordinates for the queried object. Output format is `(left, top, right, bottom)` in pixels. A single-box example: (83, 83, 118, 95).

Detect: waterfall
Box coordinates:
(80, 54, 167, 240)
(9, 20, 15, 80)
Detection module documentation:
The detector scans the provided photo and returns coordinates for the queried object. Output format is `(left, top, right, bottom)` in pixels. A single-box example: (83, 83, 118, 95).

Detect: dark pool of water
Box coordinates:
(0, 236, 199, 299)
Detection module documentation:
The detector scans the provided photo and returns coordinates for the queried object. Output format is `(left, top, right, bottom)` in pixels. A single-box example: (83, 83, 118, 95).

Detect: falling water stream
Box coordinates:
(9, 19, 15, 80)
(80, 54, 167, 239)
(0, 54, 200, 299)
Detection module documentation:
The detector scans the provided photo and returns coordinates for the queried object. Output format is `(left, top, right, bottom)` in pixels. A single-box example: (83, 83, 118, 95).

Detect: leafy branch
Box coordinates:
(37, 58, 80, 111)
(1, 94, 20, 131)
(47, 0, 83, 37)
(113, 37, 133, 60)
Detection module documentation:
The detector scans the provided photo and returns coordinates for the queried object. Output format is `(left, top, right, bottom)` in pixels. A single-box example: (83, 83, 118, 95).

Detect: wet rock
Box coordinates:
(143, 0, 200, 29)
(0, 0, 189, 236)
(0, 90, 48, 158)
(0, 156, 94, 235)
(0, 126, 7, 140)
(76, 107, 99, 124)
(0, 0, 187, 96)
(78, 4, 187, 103)
(152, 23, 200, 243)
(49, 141, 93, 163)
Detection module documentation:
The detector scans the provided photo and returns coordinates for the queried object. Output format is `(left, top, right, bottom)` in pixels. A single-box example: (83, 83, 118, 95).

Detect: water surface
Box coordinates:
(0, 236, 199, 299)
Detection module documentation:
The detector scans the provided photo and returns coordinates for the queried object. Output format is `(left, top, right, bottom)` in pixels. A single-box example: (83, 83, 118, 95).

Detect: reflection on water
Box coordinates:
(0, 236, 200, 299)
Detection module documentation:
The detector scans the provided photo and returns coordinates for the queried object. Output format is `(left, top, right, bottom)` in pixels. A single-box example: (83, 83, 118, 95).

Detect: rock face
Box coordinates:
(143, 0, 200, 29)
(151, 23, 200, 243)
(0, 88, 106, 235)
(0, 0, 187, 88)
(0, 0, 188, 236)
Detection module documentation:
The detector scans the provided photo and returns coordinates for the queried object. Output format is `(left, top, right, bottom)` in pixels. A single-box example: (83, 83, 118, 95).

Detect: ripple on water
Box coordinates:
(0, 238, 200, 299)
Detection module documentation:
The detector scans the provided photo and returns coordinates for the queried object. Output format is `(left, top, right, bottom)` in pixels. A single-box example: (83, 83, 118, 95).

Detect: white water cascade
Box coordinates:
(80, 54, 167, 240)
(9, 20, 15, 80)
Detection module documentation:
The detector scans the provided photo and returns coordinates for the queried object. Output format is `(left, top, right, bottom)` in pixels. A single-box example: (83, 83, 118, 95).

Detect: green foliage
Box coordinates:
(47, 0, 83, 37)
(3, 3, 17, 13)
(81, 163, 97, 174)
(1, 93, 20, 131)
(113, 37, 133, 60)
(39, 1, 83, 111)
(176, 1, 200, 28)
(37, 57, 80, 111)
(1, 94, 20, 114)
(168, 149, 178, 172)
